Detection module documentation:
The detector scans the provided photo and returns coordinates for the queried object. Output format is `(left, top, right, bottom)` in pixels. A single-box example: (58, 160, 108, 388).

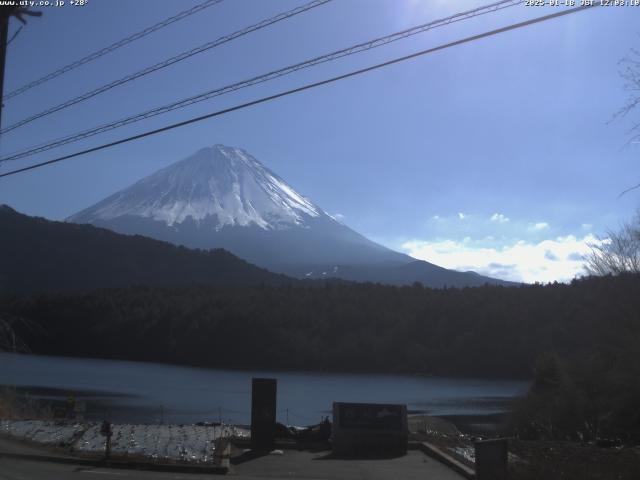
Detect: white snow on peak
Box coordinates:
(71, 144, 323, 230)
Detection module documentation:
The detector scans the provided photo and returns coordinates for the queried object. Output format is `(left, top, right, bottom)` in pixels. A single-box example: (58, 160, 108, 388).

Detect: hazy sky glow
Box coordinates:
(0, 0, 638, 283)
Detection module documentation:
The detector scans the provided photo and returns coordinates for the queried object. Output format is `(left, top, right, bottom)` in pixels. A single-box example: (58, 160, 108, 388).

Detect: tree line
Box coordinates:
(2, 273, 639, 440)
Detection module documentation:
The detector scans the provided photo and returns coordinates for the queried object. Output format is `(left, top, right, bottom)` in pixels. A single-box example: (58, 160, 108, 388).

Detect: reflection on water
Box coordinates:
(0, 352, 528, 425)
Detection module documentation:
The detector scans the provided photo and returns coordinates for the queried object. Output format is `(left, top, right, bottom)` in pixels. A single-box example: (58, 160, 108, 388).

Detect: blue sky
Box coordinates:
(0, 0, 638, 283)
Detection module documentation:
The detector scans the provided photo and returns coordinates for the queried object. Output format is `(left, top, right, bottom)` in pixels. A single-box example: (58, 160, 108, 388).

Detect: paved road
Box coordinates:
(0, 436, 72, 457)
(0, 458, 211, 480)
(0, 451, 466, 480)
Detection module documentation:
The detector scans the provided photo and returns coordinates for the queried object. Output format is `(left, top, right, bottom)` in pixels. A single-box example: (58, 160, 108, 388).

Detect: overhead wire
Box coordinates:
(0, 0, 334, 135)
(0, 0, 524, 162)
(2, 0, 225, 102)
(0, 3, 600, 180)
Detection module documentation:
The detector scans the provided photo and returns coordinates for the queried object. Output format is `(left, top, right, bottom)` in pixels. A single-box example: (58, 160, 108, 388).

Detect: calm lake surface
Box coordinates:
(0, 352, 528, 425)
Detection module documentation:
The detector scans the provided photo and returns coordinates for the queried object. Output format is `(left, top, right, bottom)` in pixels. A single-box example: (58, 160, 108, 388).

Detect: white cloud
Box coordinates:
(530, 222, 549, 231)
(457, 212, 466, 220)
(330, 213, 345, 222)
(490, 213, 509, 223)
(401, 234, 603, 283)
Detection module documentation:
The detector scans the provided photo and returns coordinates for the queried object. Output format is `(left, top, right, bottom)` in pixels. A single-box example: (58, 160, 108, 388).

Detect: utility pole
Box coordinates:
(0, 8, 11, 130)
(0, 6, 42, 130)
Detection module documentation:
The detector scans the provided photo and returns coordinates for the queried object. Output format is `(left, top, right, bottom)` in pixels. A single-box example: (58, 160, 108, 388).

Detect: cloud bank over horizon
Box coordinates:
(399, 213, 606, 283)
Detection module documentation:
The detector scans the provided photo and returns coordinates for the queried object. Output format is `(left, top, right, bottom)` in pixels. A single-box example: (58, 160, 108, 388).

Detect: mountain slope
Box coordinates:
(69, 145, 411, 268)
(68, 144, 513, 287)
(0, 205, 293, 294)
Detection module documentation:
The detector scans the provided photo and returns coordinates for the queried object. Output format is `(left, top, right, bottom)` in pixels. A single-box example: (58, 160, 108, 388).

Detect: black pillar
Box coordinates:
(250, 377, 277, 451)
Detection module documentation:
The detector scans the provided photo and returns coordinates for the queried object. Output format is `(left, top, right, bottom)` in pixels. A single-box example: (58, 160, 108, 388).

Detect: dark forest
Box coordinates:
(3, 273, 639, 440)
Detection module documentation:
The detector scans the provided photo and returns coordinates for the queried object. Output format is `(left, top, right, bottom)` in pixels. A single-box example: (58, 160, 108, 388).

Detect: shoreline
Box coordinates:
(0, 351, 532, 381)
(438, 413, 509, 436)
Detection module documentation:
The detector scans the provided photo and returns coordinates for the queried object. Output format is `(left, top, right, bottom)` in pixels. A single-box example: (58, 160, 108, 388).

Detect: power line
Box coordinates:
(5, 25, 23, 47)
(0, 0, 521, 157)
(0, 4, 599, 180)
(0, 0, 524, 162)
(0, 0, 333, 135)
(2, 0, 224, 102)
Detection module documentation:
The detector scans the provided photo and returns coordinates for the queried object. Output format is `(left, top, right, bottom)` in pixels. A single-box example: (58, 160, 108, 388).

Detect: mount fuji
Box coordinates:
(69, 145, 512, 287)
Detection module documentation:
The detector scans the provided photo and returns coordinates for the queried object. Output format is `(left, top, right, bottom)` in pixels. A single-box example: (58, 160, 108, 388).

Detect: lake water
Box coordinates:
(0, 352, 529, 426)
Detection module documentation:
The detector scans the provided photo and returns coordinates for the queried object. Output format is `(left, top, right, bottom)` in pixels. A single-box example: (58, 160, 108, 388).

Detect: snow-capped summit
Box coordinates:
(70, 144, 322, 230)
(68, 145, 513, 287)
(68, 143, 410, 270)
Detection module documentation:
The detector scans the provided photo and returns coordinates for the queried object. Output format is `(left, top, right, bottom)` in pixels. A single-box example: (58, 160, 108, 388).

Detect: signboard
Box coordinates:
(250, 378, 277, 450)
(332, 402, 408, 457)
(338, 403, 403, 430)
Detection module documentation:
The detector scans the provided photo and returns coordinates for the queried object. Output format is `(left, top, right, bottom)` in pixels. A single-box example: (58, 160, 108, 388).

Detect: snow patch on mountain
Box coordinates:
(70, 145, 322, 230)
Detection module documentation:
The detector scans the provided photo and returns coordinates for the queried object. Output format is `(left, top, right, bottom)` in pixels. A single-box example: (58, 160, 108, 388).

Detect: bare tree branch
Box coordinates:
(586, 212, 640, 275)
(611, 47, 640, 196)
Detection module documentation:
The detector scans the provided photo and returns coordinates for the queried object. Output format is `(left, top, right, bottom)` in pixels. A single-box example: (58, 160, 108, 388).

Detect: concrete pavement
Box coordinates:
(1, 433, 467, 479)
(231, 449, 468, 479)
(1, 451, 468, 479)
